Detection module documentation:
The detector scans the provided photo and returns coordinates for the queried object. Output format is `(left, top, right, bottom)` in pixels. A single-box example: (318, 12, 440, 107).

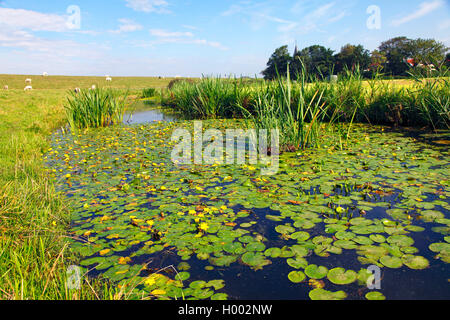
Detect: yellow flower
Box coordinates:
(151, 289, 166, 296)
(99, 249, 111, 256)
(188, 210, 196, 215)
(199, 222, 209, 232)
(145, 277, 156, 287)
(220, 205, 228, 211)
(65, 174, 71, 179)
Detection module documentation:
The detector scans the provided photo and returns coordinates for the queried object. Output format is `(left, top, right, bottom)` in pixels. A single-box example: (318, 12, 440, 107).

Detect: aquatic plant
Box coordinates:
(64, 88, 128, 130)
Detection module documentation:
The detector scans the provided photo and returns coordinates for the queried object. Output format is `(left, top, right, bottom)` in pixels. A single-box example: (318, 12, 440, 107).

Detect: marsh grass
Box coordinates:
(142, 88, 158, 99)
(65, 88, 128, 130)
(165, 66, 449, 132)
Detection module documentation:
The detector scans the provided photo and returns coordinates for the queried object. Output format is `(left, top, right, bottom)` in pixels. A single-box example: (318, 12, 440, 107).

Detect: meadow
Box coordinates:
(0, 73, 449, 300)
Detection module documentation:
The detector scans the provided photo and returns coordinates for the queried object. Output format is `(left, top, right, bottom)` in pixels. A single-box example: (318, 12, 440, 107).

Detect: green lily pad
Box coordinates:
(335, 231, 356, 240)
(369, 234, 386, 243)
(264, 247, 281, 258)
(211, 293, 228, 300)
(241, 252, 271, 269)
(353, 236, 373, 245)
(305, 265, 328, 279)
(288, 271, 306, 283)
(309, 288, 347, 300)
(421, 210, 445, 222)
(291, 245, 310, 257)
(327, 268, 357, 285)
(365, 291, 386, 300)
(287, 257, 308, 269)
(334, 240, 358, 250)
(387, 235, 414, 247)
(206, 279, 225, 290)
(429, 242, 450, 254)
(291, 231, 310, 241)
(380, 256, 403, 269)
(401, 255, 429, 270)
(275, 225, 295, 235)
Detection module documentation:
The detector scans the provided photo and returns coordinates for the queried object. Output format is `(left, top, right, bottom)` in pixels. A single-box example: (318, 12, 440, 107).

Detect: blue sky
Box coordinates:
(0, 0, 449, 77)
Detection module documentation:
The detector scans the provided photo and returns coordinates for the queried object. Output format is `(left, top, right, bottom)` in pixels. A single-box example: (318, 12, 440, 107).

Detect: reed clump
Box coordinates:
(65, 88, 128, 130)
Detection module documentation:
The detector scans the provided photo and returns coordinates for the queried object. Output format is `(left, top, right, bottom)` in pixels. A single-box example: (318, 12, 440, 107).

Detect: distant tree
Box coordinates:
(379, 37, 414, 76)
(369, 50, 387, 73)
(292, 45, 335, 79)
(262, 45, 292, 80)
(334, 44, 371, 73)
(408, 38, 448, 66)
(446, 52, 450, 68)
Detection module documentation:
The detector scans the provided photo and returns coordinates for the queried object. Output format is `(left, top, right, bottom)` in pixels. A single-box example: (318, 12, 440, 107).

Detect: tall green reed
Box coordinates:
(65, 88, 128, 130)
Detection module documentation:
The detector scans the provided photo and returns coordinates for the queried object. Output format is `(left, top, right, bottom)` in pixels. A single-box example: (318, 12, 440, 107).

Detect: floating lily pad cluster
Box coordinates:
(45, 119, 450, 300)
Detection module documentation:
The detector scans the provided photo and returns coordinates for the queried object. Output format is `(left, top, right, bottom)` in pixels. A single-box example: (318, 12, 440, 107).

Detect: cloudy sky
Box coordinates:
(0, 0, 449, 77)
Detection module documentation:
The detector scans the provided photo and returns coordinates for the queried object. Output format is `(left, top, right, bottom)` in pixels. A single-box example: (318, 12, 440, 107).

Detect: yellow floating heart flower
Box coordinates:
(151, 289, 166, 296)
(99, 249, 111, 256)
(199, 222, 209, 232)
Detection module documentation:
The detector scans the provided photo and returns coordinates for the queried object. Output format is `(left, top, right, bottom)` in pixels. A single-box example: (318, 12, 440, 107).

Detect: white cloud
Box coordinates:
(0, 29, 107, 59)
(110, 19, 143, 34)
(125, 0, 170, 13)
(392, 0, 445, 26)
(0, 8, 69, 32)
(280, 2, 348, 35)
(150, 29, 194, 38)
(147, 28, 227, 50)
(182, 25, 200, 31)
(221, 2, 296, 31)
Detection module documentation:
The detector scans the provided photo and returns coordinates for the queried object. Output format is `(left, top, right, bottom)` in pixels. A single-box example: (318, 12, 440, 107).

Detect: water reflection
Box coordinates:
(124, 101, 179, 124)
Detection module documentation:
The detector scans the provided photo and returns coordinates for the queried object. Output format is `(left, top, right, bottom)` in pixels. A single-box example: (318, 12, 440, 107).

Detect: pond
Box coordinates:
(45, 107, 450, 300)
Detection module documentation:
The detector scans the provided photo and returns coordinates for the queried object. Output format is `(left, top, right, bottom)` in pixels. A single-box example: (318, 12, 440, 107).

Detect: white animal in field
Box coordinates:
(91, 85, 96, 90)
(106, 77, 112, 82)
(24, 86, 33, 91)
(43, 72, 48, 77)
(4, 85, 8, 90)
(74, 88, 81, 93)
(25, 78, 32, 84)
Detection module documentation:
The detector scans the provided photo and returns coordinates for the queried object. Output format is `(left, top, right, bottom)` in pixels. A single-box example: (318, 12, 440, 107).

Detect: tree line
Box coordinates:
(262, 37, 450, 80)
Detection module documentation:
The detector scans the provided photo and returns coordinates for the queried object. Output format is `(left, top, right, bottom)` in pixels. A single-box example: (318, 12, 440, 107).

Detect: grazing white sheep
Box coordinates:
(24, 86, 33, 91)
(3, 85, 8, 90)
(106, 77, 112, 82)
(42, 72, 49, 77)
(74, 87, 81, 93)
(91, 85, 96, 90)
(25, 78, 32, 84)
